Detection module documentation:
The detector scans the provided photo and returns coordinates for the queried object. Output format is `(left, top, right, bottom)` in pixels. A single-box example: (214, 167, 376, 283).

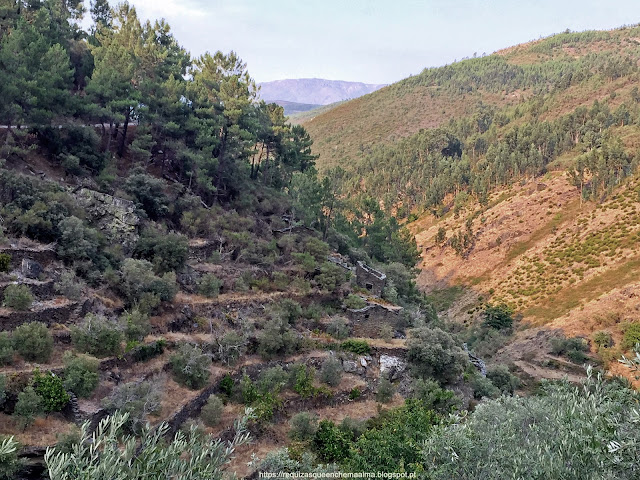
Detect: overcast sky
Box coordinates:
(95, 0, 640, 84)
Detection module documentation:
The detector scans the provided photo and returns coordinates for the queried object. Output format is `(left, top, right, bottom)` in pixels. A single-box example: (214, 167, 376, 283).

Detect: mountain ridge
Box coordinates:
(258, 78, 386, 105)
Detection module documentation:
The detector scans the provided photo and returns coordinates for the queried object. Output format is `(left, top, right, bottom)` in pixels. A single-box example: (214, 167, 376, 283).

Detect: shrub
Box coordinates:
(315, 263, 347, 292)
(131, 340, 165, 363)
(289, 363, 317, 399)
(313, 420, 351, 462)
(13, 386, 43, 430)
(376, 376, 395, 403)
(482, 304, 514, 330)
(62, 352, 99, 398)
(198, 274, 222, 298)
(347, 400, 438, 472)
(271, 299, 302, 325)
(134, 231, 189, 274)
(170, 344, 211, 389)
(0, 332, 14, 365)
(410, 378, 461, 413)
(341, 339, 371, 355)
(102, 379, 162, 433)
(622, 322, 640, 350)
(219, 374, 234, 397)
(423, 374, 640, 479)
(407, 327, 468, 384)
(257, 366, 288, 394)
(470, 375, 500, 399)
(349, 388, 361, 400)
(343, 294, 366, 310)
(239, 374, 258, 404)
(252, 392, 282, 423)
(200, 395, 224, 427)
(3, 284, 33, 310)
(327, 317, 350, 339)
(593, 331, 613, 350)
(303, 237, 330, 262)
(71, 314, 123, 357)
(340, 416, 367, 440)
(56, 216, 103, 264)
(33, 370, 70, 412)
(0, 253, 10, 273)
(121, 309, 150, 342)
(257, 319, 300, 359)
(289, 412, 319, 441)
(12, 322, 53, 363)
(319, 357, 343, 387)
(123, 169, 169, 220)
(54, 271, 84, 300)
(486, 366, 520, 395)
(379, 324, 394, 342)
(550, 336, 589, 363)
(213, 331, 247, 365)
(119, 258, 177, 305)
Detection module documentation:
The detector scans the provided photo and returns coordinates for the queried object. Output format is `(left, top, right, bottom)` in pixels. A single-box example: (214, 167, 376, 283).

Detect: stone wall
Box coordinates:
(0, 246, 57, 270)
(0, 301, 82, 330)
(0, 280, 55, 301)
(346, 303, 403, 338)
(355, 261, 386, 296)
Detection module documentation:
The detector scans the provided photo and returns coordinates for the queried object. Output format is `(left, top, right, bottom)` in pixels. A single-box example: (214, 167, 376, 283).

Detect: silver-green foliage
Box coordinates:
(0, 436, 20, 480)
(45, 410, 253, 480)
(423, 368, 640, 479)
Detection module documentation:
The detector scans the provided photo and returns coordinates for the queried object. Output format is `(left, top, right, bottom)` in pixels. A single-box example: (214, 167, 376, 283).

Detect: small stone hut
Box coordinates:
(355, 261, 386, 296)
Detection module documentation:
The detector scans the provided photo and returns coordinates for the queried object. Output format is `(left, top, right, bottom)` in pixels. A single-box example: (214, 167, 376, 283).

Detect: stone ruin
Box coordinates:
(356, 261, 386, 297)
(346, 302, 403, 338)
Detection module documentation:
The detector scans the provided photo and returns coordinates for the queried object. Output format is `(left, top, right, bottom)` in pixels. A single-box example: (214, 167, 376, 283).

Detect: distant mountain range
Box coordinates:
(257, 78, 386, 114)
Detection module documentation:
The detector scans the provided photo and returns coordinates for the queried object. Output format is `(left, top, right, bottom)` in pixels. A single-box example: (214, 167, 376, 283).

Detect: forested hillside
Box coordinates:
(1, 2, 640, 479)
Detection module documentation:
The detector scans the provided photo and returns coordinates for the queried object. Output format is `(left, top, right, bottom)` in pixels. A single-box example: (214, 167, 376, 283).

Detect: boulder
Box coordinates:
(379, 354, 406, 381)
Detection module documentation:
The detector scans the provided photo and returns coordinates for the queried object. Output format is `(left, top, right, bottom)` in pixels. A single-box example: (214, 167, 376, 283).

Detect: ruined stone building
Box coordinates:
(355, 261, 386, 296)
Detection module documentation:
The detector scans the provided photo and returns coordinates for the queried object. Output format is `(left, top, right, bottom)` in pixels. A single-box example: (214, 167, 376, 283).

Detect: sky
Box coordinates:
(95, 0, 640, 85)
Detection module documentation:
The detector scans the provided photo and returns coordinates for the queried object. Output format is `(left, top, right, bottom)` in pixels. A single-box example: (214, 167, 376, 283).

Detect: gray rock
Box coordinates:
(343, 360, 360, 373)
(379, 354, 406, 381)
(22, 258, 42, 279)
(360, 357, 368, 368)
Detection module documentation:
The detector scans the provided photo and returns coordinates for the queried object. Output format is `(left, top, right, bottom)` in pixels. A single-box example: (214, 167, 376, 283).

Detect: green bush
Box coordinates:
(482, 304, 514, 330)
(0, 253, 11, 273)
(470, 375, 500, 399)
(314, 420, 351, 462)
(12, 322, 53, 363)
(54, 271, 84, 300)
(289, 412, 319, 441)
(592, 331, 613, 350)
(486, 366, 520, 395)
(214, 331, 247, 365)
(62, 352, 99, 398)
(257, 366, 288, 394)
(101, 379, 162, 433)
(121, 309, 150, 342)
(219, 374, 234, 397)
(319, 357, 343, 387)
(119, 259, 177, 305)
(257, 319, 300, 359)
(289, 363, 317, 399)
(71, 314, 123, 357)
(409, 378, 461, 414)
(134, 231, 189, 274)
(327, 316, 350, 339)
(376, 376, 395, 403)
(13, 386, 44, 430)
(340, 339, 371, 355)
(347, 400, 438, 472)
(198, 274, 223, 298)
(123, 169, 169, 220)
(349, 387, 361, 400)
(271, 298, 303, 324)
(33, 370, 70, 413)
(343, 294, 366, 310)
(622, 322, 640, 350)
(131, 340, 166, 363)
(406, 327, 468, 384)
(3, 284, 34, 310)
(423, 374, 640, 479)
(315, 262, 348, 292)
(239, 374, 258, 404)
(0, 332, 14, 365)
(200, 394, 224, 427)
(170, 344, 211, 390)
